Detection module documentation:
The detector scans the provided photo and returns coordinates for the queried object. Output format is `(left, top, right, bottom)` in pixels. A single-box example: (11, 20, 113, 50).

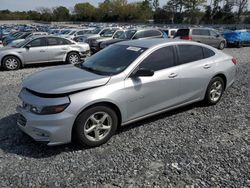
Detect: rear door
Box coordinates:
(22, 37, 48, 64)
(124, 46, 182, 120)
(46, 37, 71, 62)
(175, 44, 216, 103)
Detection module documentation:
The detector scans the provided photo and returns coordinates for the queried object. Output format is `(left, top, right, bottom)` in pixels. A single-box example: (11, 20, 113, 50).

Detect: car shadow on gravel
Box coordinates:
(0, 102, 204, 159)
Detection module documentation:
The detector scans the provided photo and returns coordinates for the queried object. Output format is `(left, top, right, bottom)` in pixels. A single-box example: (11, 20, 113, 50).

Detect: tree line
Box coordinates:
(0, 0, 249, 24)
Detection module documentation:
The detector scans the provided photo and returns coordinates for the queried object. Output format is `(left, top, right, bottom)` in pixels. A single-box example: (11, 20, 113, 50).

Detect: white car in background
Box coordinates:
(0, 36, 90, 70)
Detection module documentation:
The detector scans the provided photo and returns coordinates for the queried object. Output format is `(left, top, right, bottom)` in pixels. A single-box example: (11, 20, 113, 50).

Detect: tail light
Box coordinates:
(232, 58, 237, 65)
(180, 36, 192, 40)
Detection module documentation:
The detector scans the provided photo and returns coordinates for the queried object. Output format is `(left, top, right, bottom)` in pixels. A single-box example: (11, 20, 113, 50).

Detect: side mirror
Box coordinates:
(216, 34, 220, 38)
(131, 68, 154, 77)
(25, 44, 31, 49)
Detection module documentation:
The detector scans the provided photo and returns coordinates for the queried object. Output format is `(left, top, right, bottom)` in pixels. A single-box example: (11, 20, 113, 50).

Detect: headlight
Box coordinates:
(29, 103, 70, 115)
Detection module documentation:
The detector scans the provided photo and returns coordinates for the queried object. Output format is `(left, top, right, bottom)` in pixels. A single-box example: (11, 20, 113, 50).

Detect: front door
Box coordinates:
(23, 37, 48, 64)
(124, 46, 182, 121)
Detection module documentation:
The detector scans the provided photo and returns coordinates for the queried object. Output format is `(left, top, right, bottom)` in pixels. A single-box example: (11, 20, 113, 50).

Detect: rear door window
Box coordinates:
(139, 46, 175, 71)
(47, 37, 58, 46)
(177, 45, 204, 65)
(192, 29, 210, 36)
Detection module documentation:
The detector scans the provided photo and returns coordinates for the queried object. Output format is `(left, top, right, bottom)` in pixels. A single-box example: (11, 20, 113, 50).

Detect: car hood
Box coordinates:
(96, 37, 113, 42)
(102, 38, 125, 45)
(23, 65, 111, 95)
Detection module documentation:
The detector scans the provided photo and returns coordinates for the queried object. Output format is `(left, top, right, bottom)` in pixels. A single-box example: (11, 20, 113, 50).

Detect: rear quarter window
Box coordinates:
(203, 47, 215, 58)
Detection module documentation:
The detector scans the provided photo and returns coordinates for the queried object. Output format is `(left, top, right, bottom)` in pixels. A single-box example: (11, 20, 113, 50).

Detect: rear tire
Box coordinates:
(204, 77, 225, 105)
(73, 106, 118, 148)
(2, 56, 21, 71)
(66, 52, 80, 64)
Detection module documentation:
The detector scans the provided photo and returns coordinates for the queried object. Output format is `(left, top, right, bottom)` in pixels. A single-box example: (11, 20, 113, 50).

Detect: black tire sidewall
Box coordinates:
(73, 106, 118, 147)
(67, 52, 80, 64)
(219, 41, 225, 50)
(3, 56, 21, 71)
(205, 77, 225, 105)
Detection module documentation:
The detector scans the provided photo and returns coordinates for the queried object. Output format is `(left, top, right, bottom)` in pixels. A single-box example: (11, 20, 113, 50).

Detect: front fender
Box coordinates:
(0, 51, 24, 66)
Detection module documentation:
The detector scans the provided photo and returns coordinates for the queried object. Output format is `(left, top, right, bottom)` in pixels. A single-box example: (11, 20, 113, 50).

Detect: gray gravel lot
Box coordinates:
(0, 47, 249, 187)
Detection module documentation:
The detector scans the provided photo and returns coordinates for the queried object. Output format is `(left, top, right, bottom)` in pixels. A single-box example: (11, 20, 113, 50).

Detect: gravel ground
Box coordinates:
(0, 47, 249, 188)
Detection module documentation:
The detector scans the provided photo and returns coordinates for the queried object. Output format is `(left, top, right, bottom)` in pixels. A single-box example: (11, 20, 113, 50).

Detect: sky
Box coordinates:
(0, 0, 249, 12)
(0, 0, 159, 11)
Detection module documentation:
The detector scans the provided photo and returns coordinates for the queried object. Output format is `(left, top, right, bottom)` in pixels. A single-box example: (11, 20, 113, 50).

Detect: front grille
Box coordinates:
(17, 114, 27, 127)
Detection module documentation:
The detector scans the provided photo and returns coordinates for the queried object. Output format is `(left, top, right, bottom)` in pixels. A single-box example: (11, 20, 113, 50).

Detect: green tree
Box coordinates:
(74, 3, 97, 21)
(53, 6, 69, 21)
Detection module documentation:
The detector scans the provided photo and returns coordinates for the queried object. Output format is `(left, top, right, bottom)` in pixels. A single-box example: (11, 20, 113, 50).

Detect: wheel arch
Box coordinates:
(1, 54, 23, 67)
(64, 50, 80, 62)
(212, 73, 227, 90)
(71, 101, 122, 141)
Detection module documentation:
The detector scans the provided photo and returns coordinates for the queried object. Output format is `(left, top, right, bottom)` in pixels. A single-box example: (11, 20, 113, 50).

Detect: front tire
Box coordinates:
(218, 41, 226, 50)
(204, 77, 225, 105)
(2, 56, 21, 71)
(66, 52, 80, 64)
(73, 106, 118, 147)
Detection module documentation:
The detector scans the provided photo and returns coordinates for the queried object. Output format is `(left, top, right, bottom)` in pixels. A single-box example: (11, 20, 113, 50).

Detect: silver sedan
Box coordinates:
(0, 36, 90, 70)
(17, 39, 236, 147)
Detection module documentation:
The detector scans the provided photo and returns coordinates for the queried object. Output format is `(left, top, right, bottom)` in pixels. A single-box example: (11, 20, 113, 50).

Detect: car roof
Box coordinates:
(116, 38, 182, 48)
(116, 38, 214, 49)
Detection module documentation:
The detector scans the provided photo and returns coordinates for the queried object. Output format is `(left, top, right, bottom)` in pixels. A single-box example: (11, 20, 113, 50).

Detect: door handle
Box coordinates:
(203, 64, 211, 69)
(40, 50, 45, 52)
(168, 73, 178, 78)
(61, 48, 68, 50)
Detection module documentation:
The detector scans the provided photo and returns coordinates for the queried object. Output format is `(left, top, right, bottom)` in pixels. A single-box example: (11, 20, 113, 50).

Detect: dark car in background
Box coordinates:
(87, 29, 125, 53)
(3, 31, 32, 46)
(99, 29, 166, 50)
(174, 28, 227, 50)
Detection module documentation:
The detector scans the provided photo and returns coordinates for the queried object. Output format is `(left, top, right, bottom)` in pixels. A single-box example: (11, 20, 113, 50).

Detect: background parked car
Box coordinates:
(161, 28, 178, 38)
(174, 28, 227, 50)
(87, 29, 125, 53)
(0, 36, 90, 70)
(100, 28, 166, 50)
(73, 27, 121, 43)
(224, 30, 250, 47)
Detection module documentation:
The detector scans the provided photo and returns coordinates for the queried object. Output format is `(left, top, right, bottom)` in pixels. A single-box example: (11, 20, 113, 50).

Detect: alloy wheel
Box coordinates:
(209, 81, 223, 102)
(5, 58, 19, 70)
(83, 112, 112, 142)
(69, 54, 80, 64)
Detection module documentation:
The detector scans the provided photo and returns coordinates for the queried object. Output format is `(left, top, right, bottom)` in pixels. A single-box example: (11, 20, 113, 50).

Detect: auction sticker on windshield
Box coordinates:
(127, 46, 142, 52)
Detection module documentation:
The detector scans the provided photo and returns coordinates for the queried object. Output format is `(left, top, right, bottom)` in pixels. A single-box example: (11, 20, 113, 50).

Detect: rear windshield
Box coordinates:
(175, 29, 189, 37)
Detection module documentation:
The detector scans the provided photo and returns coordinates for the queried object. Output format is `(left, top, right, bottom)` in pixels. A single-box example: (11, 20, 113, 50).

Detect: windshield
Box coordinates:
(90, 28, 101, 34)
(118, 30, 137, 39)
(77, 45, 147, 75)
(102, 29, 117, 37)
(15, 37, 34, 48)
(69, 30, 76, 35)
